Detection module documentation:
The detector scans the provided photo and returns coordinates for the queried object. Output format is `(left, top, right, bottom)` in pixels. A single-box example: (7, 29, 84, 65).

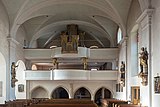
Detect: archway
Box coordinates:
(51, 87, 69, 99)
(15, 60, 27, 99)
(94, 87, 112, 106)
(31, 86, 48, 98)
(74, 87, 91, 99)
(0, 52, 6, 103)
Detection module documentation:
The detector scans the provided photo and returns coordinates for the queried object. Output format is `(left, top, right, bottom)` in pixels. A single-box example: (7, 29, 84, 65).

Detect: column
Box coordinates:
(69, 83, 73, 98)
(82, 57, 87, 70)
(7, 36, 20, 100)
(102, 88, 105, 99)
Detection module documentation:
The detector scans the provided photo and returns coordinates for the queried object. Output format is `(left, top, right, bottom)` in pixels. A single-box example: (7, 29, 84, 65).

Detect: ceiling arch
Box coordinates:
(10, 0, 124, 40)
(1, 0, 145, 49)
(29, 20, 112, 48)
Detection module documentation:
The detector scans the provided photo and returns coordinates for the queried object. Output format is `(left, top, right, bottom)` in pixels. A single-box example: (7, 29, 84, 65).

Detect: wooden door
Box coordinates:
(131, 86, 140, 105)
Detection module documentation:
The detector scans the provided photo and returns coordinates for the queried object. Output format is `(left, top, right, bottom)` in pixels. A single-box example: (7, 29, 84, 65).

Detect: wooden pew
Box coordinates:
(5, 100, 25, 107)
(0, 104, 7, 107)
(29, 104, 98, 107)
(29, 99, 98, 107)
(118, 104, 147, 107)
(101, 99, 128, 107)
(40, 99, 93, 104)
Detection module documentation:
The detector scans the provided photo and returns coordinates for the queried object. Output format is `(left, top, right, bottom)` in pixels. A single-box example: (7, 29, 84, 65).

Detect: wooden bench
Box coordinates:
(101, 99, 128, 107)
(0, 104, 8, 107)
(40, 99, 93, 104)
(118, 104, 147, 107)
(29, 104, 98, 107)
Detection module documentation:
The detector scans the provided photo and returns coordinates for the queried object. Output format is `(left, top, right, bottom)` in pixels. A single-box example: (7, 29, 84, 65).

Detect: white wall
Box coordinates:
(115, 41, 126, 100)
(0, 53, 7, 104)
(116, 1, 153, 107)
(115, 1, 141, 100)
(127, 25, 141, 103)
(15, 60, 26, 99)
(15, 27, 27, 62)
(0, 1, 9, 103)
(151, 0, 160, 106)
(9, 19, 27, 100)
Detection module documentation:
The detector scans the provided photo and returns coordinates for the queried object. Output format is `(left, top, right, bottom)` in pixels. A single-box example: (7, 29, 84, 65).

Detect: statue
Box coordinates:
(139, 47, 148, 73)
(120, 61, 125, 79)
(120, 61, 125, 86)
(11, 62, 18, 88)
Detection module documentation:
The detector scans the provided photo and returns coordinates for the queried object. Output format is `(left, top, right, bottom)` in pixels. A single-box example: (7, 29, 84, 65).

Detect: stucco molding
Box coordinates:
(7, 36, 20, 45)
(136, 9, 154, 24)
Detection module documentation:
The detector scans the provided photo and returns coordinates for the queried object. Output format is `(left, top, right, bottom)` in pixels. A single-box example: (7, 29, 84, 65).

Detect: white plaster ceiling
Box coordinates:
(2, 0, 140, 68)
(2, 0, 133, 48)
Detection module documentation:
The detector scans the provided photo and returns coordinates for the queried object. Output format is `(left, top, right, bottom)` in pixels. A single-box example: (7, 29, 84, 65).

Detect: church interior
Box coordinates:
(0, 0, 160, 107)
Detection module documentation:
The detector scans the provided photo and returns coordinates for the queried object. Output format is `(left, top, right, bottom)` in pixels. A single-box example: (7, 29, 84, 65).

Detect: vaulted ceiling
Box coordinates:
(1, 0, 145, 69)
(2, 0, 137, 48)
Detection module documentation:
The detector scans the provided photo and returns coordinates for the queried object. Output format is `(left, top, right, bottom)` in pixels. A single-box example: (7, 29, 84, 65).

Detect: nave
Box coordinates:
(0, 0, 160, 107)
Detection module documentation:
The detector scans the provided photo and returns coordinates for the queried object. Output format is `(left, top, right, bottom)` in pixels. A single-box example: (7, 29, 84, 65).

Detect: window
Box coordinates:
(117, 27, 122, 43)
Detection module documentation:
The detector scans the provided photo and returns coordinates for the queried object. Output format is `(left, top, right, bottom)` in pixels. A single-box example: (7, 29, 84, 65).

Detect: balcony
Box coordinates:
(24, 69, 118, 81)
(24, 47, 119, 60)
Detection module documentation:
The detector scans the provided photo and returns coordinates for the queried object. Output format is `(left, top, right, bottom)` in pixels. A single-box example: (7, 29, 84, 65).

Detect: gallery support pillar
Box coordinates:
(69, 83, 73, 98)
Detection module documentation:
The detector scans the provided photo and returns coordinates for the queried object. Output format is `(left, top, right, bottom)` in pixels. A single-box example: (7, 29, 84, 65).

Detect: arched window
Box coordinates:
(117, 27, 122, 43)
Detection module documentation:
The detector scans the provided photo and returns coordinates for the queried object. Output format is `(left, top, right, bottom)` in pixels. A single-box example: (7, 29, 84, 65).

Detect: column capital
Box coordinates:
(7, 37, 20, 45)
(119, 36, 128, 47)
(136, 8, 154, 23)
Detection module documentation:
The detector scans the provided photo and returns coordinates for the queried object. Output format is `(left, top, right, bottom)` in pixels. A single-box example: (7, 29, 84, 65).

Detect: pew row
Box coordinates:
(29, 104, 98, 107)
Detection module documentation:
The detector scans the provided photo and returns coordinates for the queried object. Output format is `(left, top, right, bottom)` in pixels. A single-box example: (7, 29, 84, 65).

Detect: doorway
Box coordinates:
(131, 86, 140, 105)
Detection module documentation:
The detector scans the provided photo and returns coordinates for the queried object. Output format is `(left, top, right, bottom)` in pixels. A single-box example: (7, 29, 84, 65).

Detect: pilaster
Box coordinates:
(7, 36, 20, 100)
(136, 8, 154, 107)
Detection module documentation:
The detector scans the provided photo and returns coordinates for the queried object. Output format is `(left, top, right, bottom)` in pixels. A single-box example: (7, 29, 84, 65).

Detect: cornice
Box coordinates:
(136, 8, 154, 23)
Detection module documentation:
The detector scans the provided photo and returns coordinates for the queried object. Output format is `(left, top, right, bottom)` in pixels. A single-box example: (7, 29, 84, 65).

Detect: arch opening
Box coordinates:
(74, 87, 91, 99)
(94, 87, 112, 106)
(51, 87, 69, 99)
(31, 86, 48, 99)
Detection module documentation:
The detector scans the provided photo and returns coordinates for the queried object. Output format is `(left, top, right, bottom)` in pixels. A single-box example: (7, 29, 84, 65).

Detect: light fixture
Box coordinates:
(90, 45, 98, 49)
(50, 45, 57, 49)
